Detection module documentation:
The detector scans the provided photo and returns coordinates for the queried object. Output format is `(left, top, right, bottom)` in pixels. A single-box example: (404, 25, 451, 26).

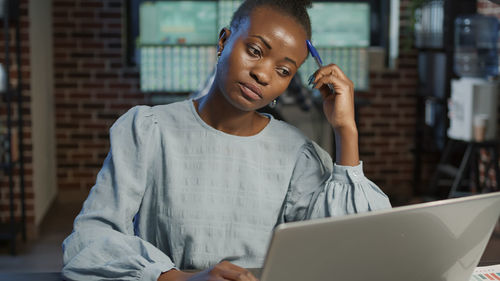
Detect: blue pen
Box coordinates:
(306, 40, 335, 93)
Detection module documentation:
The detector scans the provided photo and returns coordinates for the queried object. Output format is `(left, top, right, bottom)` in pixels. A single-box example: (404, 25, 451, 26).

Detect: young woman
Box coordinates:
(62, 1, 391, 280)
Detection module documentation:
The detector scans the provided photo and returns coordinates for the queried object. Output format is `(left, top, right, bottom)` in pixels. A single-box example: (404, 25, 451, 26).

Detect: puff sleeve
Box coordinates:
(62, 106, 175, 281)
(283, 141, 391, 222)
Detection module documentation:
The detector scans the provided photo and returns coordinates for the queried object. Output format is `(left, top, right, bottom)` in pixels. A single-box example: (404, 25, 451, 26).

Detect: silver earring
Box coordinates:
(270, 99, 277, 107)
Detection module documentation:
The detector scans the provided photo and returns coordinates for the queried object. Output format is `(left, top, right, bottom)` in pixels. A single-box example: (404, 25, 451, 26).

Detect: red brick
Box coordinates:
(54, 1, 76, 7)
(82, 1, 104, 8)
(73, 11, 95, 18)
(98, 12, 121, 19)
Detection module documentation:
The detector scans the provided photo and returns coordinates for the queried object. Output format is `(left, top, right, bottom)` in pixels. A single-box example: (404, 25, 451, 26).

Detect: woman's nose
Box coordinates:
(249, 64, 271, 86)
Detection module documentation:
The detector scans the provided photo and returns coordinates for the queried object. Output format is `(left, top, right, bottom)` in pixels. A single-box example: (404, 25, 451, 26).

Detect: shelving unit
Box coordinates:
(412, 0, 477, 198)
(0, 0, 26, 255)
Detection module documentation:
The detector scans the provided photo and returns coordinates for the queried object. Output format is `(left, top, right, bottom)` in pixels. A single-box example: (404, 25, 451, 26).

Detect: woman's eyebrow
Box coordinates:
(249, 34, 297, 68)
(284, 57, 297, 68)
(250, 35, 272, 49)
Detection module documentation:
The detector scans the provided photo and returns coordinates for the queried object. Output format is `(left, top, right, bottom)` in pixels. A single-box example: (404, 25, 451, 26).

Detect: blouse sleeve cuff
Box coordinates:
(139, 262, 176, 281)
(332, 161, 365, 184)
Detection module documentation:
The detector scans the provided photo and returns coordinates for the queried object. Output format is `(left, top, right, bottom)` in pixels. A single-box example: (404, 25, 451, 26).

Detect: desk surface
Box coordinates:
(4, 264, 500, 281)
(0, 272, 61, 281)
(0, 268, 264, 281)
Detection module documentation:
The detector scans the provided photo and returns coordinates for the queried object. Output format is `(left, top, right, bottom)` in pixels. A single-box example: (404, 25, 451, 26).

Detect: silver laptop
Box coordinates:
(258, 192, 500, 281)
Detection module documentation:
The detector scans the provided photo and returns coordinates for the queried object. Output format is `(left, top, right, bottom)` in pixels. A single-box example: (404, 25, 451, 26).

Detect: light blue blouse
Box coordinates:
(62, 99, 391, 281)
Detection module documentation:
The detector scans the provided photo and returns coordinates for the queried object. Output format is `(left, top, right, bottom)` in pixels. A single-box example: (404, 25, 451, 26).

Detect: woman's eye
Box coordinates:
(279, 68, 290, 76)
(248, 45, 261, 57)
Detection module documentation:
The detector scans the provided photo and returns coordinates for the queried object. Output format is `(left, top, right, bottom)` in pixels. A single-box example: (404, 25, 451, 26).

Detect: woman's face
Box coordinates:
(216, 6, 309, 112)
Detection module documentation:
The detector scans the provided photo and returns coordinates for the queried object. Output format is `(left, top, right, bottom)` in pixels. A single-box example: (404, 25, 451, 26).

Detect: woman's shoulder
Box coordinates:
(150, 99, 192, 118)
(127, 99, 193, 124)
(112, 105, 155, 130)
(267, 117, 310, 144)
(112, 99, 192, 132)
(267, 119, 332, 169)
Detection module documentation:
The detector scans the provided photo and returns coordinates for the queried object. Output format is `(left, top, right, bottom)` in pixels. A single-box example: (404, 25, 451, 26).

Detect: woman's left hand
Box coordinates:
(310, 64, 359, 166)
(310, 64, 356, 132)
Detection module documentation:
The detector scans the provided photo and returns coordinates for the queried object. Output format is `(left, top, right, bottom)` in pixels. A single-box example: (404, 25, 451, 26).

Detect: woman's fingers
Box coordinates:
(215, 261, 259, 281)
(312, 64, 353, 87)
(187, 262, 258, 281)
(308, 63, 357, 130)
(313, 75, 353, 99)
(330, 64, 352, 83)
(310, 64, 334, 82)
(220, 269, 257, 281)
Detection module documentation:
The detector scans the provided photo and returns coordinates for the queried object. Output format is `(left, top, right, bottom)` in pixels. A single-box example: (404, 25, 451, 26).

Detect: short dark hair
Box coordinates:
(230, 0, 313, 40)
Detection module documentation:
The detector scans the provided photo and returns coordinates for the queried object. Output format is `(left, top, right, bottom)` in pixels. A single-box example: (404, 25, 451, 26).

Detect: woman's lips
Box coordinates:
(238, 83, 262, 101)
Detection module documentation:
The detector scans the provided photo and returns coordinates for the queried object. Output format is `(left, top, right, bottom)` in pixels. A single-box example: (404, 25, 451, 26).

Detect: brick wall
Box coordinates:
(53, 0, 145, 202)
(51, 0, 420, 208)
(357, 0, 419, 204)
(358, 68, 418, 204)
(0, 0, 35, 237)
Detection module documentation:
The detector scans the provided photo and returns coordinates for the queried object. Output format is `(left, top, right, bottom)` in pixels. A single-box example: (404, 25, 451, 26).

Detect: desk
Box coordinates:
(0, 269, 263, 281)
(479, 260, 500, 267)
(4, 265, 500, 281)
(0, 272, 61, 281)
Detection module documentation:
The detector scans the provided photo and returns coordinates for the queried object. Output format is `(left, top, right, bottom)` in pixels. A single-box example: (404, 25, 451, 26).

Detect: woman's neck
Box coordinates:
(193, 87, 269, 137)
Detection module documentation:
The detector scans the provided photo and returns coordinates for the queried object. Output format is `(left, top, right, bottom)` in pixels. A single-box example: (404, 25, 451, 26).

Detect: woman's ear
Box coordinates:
(217, 28, 231, 55)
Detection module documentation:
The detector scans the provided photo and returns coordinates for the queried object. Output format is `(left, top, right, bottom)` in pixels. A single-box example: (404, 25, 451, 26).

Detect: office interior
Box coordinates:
(0, 0, 499, 273)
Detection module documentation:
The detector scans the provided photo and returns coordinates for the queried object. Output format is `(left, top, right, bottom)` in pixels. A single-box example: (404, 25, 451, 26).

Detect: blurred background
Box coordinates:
(0, 0, 498, 273)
